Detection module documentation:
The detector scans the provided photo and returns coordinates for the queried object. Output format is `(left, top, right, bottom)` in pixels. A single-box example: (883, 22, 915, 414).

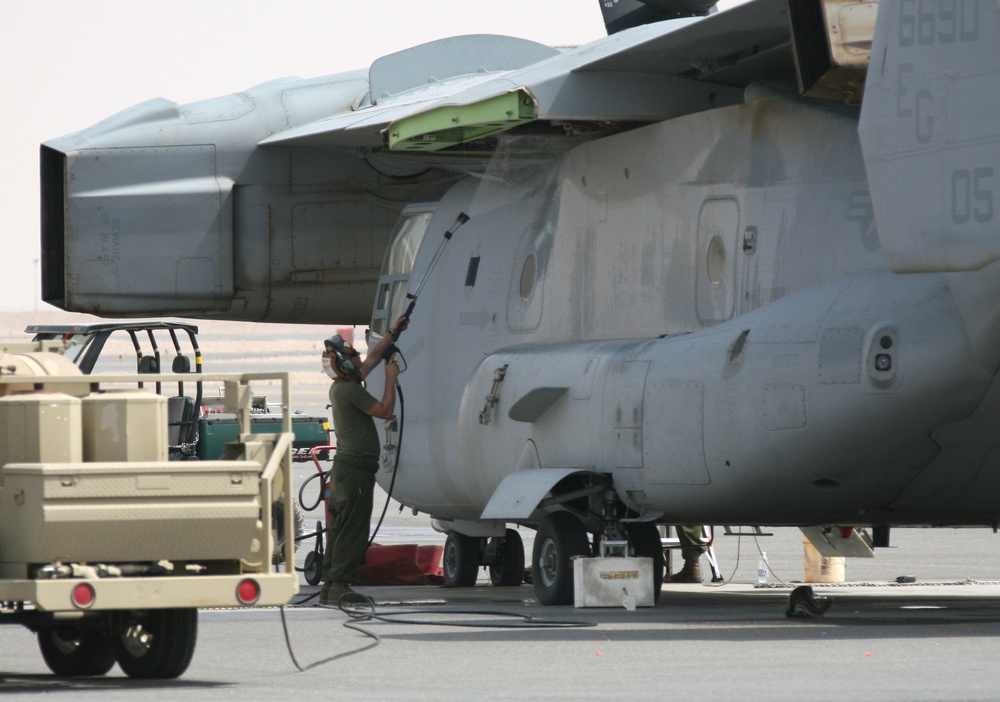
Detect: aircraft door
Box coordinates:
(604, 360, 649, 470)
(370, 210, 433, 335)
(643, 380, 710, 485)
(695, 197, 741, 324)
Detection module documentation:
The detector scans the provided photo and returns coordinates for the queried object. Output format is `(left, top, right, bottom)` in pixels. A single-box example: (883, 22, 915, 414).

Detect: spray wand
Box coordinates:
(382, 211, 469, 358)
(367, 211, 469, 548)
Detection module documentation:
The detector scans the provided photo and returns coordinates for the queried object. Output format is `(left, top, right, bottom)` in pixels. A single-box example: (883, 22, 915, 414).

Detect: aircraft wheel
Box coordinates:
(625, 522, 665, 602)
(37, 626, 116, 677)
(111, 608, 197, 679)
(443, 531, 481, 587)
(532, 512, 590, 605)
(488, 529, 525, 586)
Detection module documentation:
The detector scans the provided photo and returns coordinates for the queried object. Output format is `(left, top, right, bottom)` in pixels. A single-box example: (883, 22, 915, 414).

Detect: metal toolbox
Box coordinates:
(573, 556, 655, 608)
(0, 460, 261, 565)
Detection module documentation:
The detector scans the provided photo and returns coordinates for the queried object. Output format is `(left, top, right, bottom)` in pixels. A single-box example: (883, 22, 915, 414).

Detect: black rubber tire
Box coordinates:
(303, 550, 323, 586)
(532, 512, 590, 605)
(111, 608, 198, 679)
(488, 529, 526, 586)
(443, 531, 481, 587)
(37, 626, 116, 677)
(272, 496, 305, 565)
(625, 521, 665, 602)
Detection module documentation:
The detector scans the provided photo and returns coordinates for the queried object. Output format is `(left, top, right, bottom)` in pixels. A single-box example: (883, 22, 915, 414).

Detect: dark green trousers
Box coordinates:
(322, 457, 376, 584)
(677, 525, 709, 559)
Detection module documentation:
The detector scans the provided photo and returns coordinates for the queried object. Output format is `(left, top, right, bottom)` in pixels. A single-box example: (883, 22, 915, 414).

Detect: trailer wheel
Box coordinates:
(272, 496, 305, 565)
(38, 626, 116, 677)
(112, 608, 197, 679)
(532, 512, 590, 605)
(488, 529, 525, 586)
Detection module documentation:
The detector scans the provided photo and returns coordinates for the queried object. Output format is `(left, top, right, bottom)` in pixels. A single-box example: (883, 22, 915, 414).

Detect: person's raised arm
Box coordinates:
(360, 316, 409, 378)
(365, 358, 399, 419)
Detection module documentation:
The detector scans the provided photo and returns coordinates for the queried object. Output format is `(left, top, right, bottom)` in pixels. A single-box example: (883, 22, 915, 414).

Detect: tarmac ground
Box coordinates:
(5, 460, 1000, 699)
(5, 510, 1000, 700)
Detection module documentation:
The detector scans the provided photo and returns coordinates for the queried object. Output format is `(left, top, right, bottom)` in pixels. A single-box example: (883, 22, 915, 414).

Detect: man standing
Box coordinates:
(320, 319, 406, 605)
(668, 525, 710, 583)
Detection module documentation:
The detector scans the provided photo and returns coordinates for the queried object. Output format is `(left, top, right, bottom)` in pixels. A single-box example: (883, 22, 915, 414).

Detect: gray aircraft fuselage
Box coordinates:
(39, 0, 1000, 534)
(364, 85, 1000, 528)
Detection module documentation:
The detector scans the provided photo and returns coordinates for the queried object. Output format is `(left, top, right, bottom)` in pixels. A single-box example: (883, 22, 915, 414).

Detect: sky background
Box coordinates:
(0, 0, 740, 313)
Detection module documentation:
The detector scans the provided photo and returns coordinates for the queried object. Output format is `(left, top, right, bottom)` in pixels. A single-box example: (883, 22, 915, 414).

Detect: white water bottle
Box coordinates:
(757, 552, 769, 585)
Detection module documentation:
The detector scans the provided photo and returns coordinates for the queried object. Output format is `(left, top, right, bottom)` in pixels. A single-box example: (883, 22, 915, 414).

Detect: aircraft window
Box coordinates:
(519, 254, 536, 300)
(386, 280, 409, 323)
(371, 211, 434, 335)
(373, 279, 412, 337)
(376, 283, 390, 311)
(707, 235, 726, 285)
(381, 212, 432, 277)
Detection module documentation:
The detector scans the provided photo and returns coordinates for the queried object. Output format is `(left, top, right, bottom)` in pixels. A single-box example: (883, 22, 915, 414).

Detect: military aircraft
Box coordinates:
(39, 0, 1000, 604)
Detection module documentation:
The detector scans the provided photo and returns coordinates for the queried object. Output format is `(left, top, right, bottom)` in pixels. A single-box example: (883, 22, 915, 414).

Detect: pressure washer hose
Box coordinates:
(366, 378, 404, 550)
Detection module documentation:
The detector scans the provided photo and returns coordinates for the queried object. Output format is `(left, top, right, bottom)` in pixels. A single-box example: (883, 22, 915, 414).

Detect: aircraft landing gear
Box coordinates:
(443, 531, 481, 587)
(487, 529, 525, 586)
(443, 528, 528, 587)
(624, 522, 665, 602)
(532, 512, 590, 605)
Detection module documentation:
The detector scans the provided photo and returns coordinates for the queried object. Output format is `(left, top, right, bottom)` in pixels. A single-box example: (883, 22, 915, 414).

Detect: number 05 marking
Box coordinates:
(951, 168, 994, 224)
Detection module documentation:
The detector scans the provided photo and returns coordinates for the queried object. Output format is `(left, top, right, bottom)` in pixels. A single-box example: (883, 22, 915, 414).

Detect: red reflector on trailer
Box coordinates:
(236, 579, 260, 605)
(71, 583, 95, 609)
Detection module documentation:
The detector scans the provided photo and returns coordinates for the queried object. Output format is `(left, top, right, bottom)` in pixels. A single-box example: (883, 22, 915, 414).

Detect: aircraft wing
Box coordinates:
(261, 0, 793, 155)
(40, 0, 797, 322)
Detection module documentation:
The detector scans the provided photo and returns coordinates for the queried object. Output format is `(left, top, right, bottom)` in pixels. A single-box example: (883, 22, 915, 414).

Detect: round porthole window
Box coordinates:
(519, 254, 536, 300)
(707, 235, 725, 285)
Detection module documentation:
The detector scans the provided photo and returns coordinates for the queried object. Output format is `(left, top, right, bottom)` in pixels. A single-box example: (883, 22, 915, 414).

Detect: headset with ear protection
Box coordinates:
(323, 334, 360, 380)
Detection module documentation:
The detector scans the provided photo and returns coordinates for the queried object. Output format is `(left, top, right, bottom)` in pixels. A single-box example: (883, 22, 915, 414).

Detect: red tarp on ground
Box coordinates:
(356, 543, 445, 585)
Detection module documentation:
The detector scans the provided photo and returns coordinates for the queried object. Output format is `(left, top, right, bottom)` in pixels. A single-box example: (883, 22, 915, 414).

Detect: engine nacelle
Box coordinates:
(40, 71, 414, 324)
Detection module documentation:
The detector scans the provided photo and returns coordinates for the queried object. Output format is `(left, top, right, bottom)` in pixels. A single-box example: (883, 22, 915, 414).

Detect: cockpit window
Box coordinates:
(371, 211, 433, 335)
(382, 212, 431, 277)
